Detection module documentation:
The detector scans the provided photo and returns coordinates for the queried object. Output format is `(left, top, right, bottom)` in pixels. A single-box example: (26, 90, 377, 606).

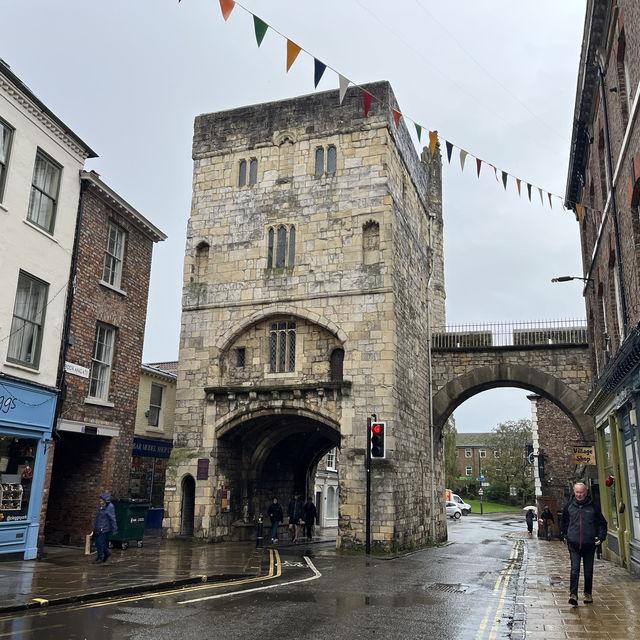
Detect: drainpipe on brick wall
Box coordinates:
(598, 61, 629, 337)
(54, 176, 89, 426)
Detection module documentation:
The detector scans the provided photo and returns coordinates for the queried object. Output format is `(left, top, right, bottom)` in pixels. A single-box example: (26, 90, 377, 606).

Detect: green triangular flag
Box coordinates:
(501, 171, 508, 189)
(254, 15, 268, 47)
(415, 123, 422, 142)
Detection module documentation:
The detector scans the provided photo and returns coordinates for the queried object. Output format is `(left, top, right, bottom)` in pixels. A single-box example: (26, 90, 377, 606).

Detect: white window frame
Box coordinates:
(147, 383, 164, 428)
(88, 324, 115, 401)
(465, 466, 472, 476)
(0, 118, 14, 203)
(27, 149, 61, 234)
(326, 448, 336, 471)
(7, 271, 48, 368)
(493, 450, 500, 458)
(479, 449, 486, 458)
(102, 222, 126, 289)
(464, 448, 472, 458)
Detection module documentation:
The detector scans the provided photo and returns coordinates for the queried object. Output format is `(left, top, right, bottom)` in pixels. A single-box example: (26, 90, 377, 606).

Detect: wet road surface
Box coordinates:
(0, 515, 521, 639)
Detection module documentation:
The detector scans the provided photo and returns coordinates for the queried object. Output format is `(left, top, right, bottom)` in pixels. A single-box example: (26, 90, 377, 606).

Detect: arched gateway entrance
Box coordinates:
(215, 409, 341, 520)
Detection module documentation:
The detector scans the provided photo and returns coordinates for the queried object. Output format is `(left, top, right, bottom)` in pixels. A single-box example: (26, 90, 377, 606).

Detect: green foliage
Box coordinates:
(443, 415, 458, 489)
(466, 499, 523, 513)
(482, 419, 534, 505)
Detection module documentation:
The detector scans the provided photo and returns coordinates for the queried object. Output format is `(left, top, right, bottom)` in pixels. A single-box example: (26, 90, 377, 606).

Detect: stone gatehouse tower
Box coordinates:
(164, 81, 447, 549)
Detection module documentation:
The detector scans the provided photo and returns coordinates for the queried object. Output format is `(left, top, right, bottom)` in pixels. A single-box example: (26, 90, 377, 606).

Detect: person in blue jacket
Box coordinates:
(93, 492, 118, 563)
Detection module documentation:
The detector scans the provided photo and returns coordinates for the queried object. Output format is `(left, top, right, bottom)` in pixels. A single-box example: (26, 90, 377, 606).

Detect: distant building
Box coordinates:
(130, 362, 177, 522)
(565, 0, 640, 575)
(313, 447, 339, 536)
(0, 60, 95, 558)
(455, 433, 498, 482)
(45, 171, 165, 545)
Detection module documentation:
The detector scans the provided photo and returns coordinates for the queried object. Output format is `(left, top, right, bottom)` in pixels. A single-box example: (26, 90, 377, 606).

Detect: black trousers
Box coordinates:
(568, 543, 595, 595)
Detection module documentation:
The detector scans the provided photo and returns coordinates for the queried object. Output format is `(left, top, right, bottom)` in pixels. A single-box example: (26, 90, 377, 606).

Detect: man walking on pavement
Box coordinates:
(560, 482, 607, 607)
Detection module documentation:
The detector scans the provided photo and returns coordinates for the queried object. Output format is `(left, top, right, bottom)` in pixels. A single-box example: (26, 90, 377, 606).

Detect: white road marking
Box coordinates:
(178, 555, 321, 604)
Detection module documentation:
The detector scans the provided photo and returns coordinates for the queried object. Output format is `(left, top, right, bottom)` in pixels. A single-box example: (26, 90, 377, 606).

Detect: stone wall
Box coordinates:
(166, 81, 447, 548)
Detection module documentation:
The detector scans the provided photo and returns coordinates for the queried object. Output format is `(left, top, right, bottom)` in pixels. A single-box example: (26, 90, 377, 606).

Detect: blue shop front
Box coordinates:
(0, 377, 56, 559)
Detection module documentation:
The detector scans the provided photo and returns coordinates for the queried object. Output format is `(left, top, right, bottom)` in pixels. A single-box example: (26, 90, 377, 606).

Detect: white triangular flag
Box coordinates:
(459, 149, 468, 172)
(339, 75, 349, 104)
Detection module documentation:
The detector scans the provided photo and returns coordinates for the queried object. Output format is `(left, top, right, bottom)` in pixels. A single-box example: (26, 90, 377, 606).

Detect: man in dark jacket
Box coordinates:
(93, 492, 118, 563)
(560, 482, 607, 606)
(267, 497, 283, 544)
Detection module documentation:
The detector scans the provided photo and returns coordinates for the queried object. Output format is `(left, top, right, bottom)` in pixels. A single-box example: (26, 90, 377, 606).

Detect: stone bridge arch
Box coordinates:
(431, 330, 594, 440)
(432, 362, 593, 439)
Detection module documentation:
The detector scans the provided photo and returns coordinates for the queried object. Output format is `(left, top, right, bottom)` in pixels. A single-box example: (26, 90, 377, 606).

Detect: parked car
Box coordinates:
(452, 495, 472, 515)
(446, 501, 462, 519)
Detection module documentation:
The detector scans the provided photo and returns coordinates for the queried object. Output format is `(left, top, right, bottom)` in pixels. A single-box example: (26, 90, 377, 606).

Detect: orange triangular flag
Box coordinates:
(516, 178, 521, 196)
(286, 40, 302, 72)
(219, 0, 235, 21)
(392, 109, 402, 128)
(429, 130, 438, 156)
(575, 203, 582, 220)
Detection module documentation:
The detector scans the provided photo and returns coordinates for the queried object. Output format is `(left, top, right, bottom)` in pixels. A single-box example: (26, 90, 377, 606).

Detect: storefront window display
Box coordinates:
(129, 456, 167, 507)
(0, 436, 37, 522)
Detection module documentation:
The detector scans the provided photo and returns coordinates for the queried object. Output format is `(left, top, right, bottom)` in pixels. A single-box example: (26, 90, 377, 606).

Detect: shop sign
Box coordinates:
(572, 445, 596, 465)
(64, 362, 90, 378)
(0, 379, 55, 430)
(132, 437, 173, 459)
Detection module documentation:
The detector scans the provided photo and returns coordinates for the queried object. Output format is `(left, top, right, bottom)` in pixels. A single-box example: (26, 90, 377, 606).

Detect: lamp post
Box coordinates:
(551, 275, 594, 293)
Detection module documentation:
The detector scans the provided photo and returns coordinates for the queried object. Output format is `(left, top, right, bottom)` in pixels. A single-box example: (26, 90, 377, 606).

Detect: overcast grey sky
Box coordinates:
(2, 1, 587, 432)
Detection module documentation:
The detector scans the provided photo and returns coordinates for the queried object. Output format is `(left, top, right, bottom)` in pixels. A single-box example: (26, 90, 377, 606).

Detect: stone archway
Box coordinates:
(432, 363, 594, 440)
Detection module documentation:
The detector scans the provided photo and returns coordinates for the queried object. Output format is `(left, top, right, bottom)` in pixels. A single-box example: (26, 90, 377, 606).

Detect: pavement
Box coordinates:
(0, 525, 639, 640)
(516, 530, 640, 640)
(0, 536, 267, 614)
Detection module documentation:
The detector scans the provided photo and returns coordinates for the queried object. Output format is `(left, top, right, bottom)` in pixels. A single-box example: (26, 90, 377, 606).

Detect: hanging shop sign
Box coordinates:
(572, 445, 596, 465)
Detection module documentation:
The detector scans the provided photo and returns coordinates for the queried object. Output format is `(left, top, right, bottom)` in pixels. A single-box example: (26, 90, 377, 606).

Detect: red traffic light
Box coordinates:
(371, 423, 382, 435)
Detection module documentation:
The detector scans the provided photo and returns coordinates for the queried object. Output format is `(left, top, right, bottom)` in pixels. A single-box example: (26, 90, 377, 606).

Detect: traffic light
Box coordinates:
(370, 422, 386, 458)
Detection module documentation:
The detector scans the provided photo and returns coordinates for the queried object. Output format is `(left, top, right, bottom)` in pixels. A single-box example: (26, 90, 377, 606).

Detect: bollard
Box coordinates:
(256, 513, 264, 548)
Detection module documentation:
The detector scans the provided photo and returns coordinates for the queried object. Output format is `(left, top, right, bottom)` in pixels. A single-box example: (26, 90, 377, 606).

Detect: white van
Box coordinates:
(451, 493, 471, 515)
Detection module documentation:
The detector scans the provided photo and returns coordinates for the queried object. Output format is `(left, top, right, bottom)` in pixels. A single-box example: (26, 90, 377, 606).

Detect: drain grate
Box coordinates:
(425, 583, 469, 594)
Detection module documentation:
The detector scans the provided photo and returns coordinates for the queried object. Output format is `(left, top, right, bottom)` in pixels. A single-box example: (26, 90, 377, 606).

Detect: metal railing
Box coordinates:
(431, 319, 587, 349)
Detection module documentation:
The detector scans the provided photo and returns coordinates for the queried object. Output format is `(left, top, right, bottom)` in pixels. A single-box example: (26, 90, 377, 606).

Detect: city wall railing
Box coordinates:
(431, 319, 588, 350)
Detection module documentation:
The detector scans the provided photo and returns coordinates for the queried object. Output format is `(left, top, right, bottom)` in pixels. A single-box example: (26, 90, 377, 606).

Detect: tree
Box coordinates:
(482, 419, 534, 504)
(443, 415, 458, 489)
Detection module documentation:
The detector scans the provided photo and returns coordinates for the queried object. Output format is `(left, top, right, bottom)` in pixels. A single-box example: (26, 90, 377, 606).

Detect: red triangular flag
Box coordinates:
(219, 0, 235, 21)
(476, 158, 482, 178)
(392, 109, 402, 128)
(362, 90, 373, 116)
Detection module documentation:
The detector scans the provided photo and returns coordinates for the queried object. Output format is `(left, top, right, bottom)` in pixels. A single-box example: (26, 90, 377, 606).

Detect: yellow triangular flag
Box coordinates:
(286, 40, 302, 72)
(429, 130, 438, 156)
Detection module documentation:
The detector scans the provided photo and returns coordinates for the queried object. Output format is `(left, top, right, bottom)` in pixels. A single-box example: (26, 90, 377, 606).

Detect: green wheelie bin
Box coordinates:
(108, 499, 150, 550)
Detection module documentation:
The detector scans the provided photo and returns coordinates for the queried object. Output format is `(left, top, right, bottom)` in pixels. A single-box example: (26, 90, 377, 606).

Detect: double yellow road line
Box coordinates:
(476, 541, 521, 640)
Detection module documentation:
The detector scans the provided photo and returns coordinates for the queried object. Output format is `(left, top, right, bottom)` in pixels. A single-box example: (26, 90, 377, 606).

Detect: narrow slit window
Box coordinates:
(315, 148, 324, 175)
(249, 158, 258, 186)
(238, 160, 247, 187)
(327, 146, 337, 173)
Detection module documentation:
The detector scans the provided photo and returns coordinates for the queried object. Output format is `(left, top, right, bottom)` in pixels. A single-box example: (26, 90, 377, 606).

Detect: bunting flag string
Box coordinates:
(181, 0, 590, 220)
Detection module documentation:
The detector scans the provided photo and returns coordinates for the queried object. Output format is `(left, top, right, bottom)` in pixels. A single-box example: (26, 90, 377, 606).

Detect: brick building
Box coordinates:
(528, 395, 588, 538)
(455, 434, 498, 482)
(45, 171, 165, 545)
(165, 81, 447, 550)
(565, 0, 640, 574)
(0, 60, 95, 558)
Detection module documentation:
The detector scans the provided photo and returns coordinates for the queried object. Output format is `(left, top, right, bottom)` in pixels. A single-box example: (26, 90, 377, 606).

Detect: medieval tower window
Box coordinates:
(330, 348, 344, 381)
(194, 241, 209, 280)
(315, 145, 337, 176)
(236, 347, 246, 368)
(267, 224, 295, 268)
(238, 160, 246, 187)
(363, 220, 380, 265)
(269, 321, 296, 373)
(238, 158, 258, 187)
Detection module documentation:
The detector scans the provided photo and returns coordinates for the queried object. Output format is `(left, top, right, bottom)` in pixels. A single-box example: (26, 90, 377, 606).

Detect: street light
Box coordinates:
(551, 275, 591, 283)
(551, 275, 594, 292)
